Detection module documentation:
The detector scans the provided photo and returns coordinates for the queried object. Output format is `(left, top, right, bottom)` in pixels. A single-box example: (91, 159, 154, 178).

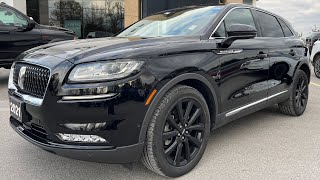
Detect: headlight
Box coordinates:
(68, 60, 144, 82)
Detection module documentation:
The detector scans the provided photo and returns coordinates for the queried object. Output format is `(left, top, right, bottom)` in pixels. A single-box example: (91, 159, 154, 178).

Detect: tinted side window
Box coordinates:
(224, 8, 256, 30)
(0, 7, 28, 27)
(279, 19, 294, 37)
(255, 11, 284, 37)
(213, 8, 256, 38)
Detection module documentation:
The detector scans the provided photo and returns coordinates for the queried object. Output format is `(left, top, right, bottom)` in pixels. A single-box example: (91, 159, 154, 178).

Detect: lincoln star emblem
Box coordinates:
(18, 67, 26, 90)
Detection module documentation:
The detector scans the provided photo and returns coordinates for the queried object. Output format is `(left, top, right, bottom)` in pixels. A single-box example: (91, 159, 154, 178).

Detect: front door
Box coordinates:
(0, 6, 41, 61)
(212, 8, 269, 116)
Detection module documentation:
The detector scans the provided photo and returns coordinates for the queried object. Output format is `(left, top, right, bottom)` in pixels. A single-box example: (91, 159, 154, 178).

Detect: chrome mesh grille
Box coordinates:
(13, 63, 50, 98)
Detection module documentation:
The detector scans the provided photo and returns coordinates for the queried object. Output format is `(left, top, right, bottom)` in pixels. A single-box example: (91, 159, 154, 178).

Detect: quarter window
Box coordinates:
(255, 11, 284, 37)
(213, 8, 256, 38)
(213, 21, 226, 38)
(0, 7, 28, 27)
(279, 19, 294, 37)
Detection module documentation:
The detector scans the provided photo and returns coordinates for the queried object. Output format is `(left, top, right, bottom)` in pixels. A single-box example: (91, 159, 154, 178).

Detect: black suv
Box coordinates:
(8, 4, 310, 177)
(0, 2, 76, 68)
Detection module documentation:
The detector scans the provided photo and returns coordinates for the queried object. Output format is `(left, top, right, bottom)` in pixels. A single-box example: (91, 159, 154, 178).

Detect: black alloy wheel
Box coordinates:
(279, 70, 309, 116)
(295, 75, 308, 112)
(141, 85, 210, 177)
(163, 98, 205, 167)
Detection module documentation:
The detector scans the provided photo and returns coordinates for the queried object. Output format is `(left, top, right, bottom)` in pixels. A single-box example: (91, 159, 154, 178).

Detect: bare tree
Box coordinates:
(50, 0, 82, 27)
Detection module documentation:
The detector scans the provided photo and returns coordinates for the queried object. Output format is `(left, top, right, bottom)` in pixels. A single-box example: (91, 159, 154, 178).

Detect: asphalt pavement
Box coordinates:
(1, 68, 320, 180)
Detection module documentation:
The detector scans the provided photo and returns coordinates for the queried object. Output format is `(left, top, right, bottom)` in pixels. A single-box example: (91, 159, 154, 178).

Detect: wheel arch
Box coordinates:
(138, 72, 219, 144)
(298, 62, 311, 83)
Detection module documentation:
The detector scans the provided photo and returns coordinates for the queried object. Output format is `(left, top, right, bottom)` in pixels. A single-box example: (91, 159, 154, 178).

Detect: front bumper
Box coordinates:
(10, 118, 144, 163)
(8, 60, 158, 163)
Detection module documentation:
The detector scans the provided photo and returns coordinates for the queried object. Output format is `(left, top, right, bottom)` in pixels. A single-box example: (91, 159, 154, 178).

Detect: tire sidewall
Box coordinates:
(150, 86, 210, 177)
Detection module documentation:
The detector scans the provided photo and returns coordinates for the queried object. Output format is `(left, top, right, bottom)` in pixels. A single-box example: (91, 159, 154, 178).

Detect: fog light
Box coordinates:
(60, 123, 107, 131)
(56, 133, 107, 143)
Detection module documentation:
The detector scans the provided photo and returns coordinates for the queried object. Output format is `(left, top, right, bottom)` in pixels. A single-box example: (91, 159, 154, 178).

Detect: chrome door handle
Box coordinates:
(256, 53, 268, 59)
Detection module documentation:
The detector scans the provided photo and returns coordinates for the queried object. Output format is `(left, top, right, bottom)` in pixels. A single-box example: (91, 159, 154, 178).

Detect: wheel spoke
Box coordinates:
(163, 130, 179, 140)
(302, 93, 308, 99)
(187, 108, 201, 127)
(184, 140, 191, 162)
(300, 79, 305, 91)
(165, 140, 178, 157)
(174, 143, 183, 166)
(301, 85, 307, 92)
(167, 115, 180, 130)
(297, 98, 301, 108)
(301, 98, 306, 108)
(187, 124, 205, 132)
(184, 101, 193, 121)
(177, 101, 184, 123)
(187, 135, 201, 148)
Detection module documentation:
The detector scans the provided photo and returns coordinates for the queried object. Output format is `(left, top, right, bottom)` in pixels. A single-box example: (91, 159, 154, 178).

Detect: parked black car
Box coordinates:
(8, 4, 310, 177)
(0, 2, 76, 69)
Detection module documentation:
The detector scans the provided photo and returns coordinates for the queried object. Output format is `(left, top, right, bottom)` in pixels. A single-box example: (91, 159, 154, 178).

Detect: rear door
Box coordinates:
(254, 10, 301, 100)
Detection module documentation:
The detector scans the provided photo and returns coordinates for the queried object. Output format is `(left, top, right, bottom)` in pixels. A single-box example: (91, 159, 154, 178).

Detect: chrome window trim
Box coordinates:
(8, 61, 52, 106)
(209, 7, 295, 40)
(225, 90, 288, 117)
(209, 7, 252, 40)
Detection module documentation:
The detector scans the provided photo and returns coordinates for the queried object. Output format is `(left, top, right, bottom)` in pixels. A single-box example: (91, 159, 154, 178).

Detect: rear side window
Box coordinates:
(279, 19, 294, 37)
(255, 11, 284, 37)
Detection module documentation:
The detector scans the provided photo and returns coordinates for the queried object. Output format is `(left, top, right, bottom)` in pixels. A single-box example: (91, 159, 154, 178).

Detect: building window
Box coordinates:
(243, 0, 253, 5)
(27, 0, 124, 39)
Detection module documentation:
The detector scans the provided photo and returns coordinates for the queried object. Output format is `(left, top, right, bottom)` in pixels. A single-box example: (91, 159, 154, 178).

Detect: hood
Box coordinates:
(19, 36, 204, 64)
(39, 24, 76, 36)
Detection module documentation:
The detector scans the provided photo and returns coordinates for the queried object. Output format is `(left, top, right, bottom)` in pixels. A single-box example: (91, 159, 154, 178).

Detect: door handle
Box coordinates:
(256, 53, 268, 59)
(289, 50, 296, 56)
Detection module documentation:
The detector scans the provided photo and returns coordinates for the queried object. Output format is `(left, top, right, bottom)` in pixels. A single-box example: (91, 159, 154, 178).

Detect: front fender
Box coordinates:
(138, 72, 219, 144)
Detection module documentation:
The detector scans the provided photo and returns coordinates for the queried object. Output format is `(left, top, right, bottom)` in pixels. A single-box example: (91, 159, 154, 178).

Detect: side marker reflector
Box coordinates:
(145, 89, 157, 106)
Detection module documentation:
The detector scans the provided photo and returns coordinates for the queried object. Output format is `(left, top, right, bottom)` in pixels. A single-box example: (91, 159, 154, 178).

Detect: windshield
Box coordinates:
(117, 6, 223, 38)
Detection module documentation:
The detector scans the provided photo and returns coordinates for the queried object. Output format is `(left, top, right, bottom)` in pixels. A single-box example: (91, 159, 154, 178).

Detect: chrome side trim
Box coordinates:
(62, 93, 118, 101)
(215, 49, 243, 55)
(225, 90, 288, 117)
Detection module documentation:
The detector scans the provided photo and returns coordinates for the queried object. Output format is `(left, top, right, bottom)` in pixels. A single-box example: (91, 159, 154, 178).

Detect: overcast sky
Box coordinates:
(256, 0, 320, 37)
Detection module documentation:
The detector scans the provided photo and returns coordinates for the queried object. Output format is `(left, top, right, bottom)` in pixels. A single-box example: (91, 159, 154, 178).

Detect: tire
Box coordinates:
(314, 57, 320, 79)
(279, 70, 309, 116)
(141, 85, 211, 177)
(1, 65, 11, 69)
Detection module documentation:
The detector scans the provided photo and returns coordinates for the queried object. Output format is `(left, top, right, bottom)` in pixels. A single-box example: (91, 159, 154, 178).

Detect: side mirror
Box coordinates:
(219, 24, 257, 48)
(26, 18, 36, 31)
